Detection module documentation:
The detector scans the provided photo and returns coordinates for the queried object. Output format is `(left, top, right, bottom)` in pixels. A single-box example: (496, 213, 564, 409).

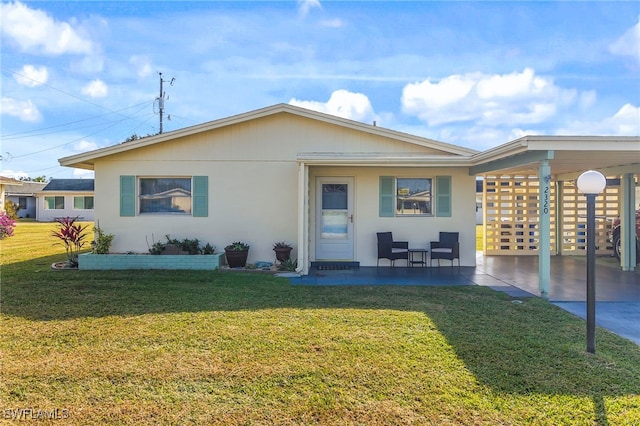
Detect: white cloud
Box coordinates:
(72, 168, 94, 179)
(0, 170, 29, 180)
(321, 18, 345, 28)
(81, 79, 108, 98)
(14, 65, 49, 87)
(74, 140, 100, 152)
(609, 16, 640, 63)
(402, 68, 575, 126)
(298, 0, 321, 18)
(0, 97, 41, 122)
(0, 1, 93, 55)
(289, 89, 376, 123)
(129, 55, 153, 78)
(476, 68, 547, 99)
(557, 103, 640, 135)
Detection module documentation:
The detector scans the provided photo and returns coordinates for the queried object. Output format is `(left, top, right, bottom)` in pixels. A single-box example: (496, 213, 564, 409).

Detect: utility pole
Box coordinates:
(156, 72, 175, 134)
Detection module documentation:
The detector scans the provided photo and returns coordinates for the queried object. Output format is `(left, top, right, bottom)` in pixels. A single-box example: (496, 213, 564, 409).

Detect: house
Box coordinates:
(36, 179, 95, 222)
(58, 104, 639, 284)
(0, 176, 22, 213)
(4, 181, 46, 219)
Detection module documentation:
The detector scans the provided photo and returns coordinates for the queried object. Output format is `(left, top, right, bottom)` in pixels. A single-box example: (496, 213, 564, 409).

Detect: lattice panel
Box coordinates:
(482, 176, 620, 256)
(483, 176, 555, 255)
(558, 181, 618, 255)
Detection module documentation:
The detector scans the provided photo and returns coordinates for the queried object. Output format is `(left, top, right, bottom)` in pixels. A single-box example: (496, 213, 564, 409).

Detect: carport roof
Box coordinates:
(469, 136, 640, 178)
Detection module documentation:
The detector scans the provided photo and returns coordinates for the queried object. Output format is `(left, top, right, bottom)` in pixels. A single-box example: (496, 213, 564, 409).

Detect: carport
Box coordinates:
(470, 136, 639, 299)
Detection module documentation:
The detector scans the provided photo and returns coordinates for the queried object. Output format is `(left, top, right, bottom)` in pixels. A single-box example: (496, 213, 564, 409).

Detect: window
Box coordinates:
(139, 178, 192, 214)
(74, 196, 94, 210)
(396, 178, 432, 216)
(18, 197, 27, 210)
(44, 196, 65, 210)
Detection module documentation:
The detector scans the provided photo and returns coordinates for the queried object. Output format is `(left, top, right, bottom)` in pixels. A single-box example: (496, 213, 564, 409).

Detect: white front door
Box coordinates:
(315, 177, 354, 260)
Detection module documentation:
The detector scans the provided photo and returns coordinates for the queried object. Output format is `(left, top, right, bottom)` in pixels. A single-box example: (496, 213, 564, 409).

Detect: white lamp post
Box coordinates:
(576, 170, 607, 354)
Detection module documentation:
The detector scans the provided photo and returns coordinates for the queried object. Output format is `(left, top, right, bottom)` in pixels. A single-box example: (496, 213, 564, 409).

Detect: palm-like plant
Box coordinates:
(52, 216, 89, 267)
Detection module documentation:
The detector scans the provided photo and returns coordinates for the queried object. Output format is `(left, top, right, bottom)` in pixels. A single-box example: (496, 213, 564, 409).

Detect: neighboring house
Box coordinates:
(58, 104, 639, 279)
(5, 181, 46, 218)
(0, 176, 22, 213)
(36, 179, 95, 222)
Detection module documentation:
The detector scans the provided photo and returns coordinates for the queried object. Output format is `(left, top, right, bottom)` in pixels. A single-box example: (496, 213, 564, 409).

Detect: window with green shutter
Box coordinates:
(380, 176, 438, 217)
(120, 175, 208, 217)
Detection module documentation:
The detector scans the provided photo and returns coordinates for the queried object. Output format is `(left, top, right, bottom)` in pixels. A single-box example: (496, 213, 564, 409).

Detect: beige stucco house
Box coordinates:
(59, 104, 478, 273)
(59, 104, 639, 284)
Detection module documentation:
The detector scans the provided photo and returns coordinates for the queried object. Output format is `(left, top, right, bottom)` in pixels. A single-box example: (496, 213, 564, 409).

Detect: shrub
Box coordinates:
(4, 200, 18, 220)
(0, 211, 16, 239)
(92, 223, 114, 254)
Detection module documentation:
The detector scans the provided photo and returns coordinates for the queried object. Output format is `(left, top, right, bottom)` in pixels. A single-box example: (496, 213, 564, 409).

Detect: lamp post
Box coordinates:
(576, 170, 606, 354)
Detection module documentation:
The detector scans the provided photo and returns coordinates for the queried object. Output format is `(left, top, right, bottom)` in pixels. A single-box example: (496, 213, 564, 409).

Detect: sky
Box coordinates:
(1, 0, 639, 180)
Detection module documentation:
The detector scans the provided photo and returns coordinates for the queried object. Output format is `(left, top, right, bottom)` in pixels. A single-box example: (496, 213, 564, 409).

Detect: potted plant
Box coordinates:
(224, 241, 250, 268)
(273, 241, 293, 262)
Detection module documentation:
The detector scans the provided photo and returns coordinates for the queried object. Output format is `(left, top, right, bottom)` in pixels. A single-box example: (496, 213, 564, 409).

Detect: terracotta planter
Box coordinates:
(273, 247, 292, 262)
(225, 249, 249, 268)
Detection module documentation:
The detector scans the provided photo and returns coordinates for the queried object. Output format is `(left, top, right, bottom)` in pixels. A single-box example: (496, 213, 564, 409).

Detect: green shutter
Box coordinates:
(120, 175, 135, 217)
(436, 176, 452, 217)
(379, 176, 395, 217)
(192, 176, 208, 217)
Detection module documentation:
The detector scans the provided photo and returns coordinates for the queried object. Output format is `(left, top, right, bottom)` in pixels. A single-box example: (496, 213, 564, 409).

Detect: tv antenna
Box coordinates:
(156, 72, 175, 134)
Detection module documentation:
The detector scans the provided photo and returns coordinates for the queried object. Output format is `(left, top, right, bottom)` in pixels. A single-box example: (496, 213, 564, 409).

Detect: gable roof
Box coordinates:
(0, 176, 22, 185)
(59, 103, 478, 170)
(42, 179, 94, 192)
(5, 181, 46, 195)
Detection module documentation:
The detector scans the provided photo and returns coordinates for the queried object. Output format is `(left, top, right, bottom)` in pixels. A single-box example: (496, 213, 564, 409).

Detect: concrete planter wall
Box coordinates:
(79, 253, 224, 270)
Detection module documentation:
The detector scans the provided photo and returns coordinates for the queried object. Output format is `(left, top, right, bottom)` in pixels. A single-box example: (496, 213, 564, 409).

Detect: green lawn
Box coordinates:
(1, 221, 639, 425)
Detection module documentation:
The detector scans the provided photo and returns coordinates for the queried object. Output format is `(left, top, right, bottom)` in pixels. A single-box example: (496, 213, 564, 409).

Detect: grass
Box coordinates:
(1, 221, 639, 425)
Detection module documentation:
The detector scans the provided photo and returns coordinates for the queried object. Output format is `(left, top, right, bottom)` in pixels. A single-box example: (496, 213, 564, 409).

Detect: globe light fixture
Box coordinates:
(577, 170, 607, 195)
(576, 170, 606, 354)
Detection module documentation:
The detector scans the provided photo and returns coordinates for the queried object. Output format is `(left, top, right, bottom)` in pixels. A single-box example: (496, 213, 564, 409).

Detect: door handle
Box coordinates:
(349, 214, 353, 223)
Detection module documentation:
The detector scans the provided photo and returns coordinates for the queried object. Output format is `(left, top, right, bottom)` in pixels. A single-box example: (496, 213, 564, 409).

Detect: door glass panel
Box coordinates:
(322, 184, 347, 209)
(321, 184, 348, 239)
(321, 211, 348, 239)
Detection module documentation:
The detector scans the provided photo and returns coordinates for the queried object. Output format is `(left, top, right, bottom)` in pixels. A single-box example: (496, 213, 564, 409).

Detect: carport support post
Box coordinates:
(621, 173, 636, 271)
(538, 160, 551, 299)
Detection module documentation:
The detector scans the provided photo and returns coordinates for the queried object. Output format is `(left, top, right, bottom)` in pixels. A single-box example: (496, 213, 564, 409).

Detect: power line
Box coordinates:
(1, 100, 153, 140)
(11, 105, 155, 159)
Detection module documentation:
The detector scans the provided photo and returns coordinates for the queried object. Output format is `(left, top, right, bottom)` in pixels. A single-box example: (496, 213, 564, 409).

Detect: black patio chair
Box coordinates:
(430, 232, 460, 268)
(376, 232, 409, 267)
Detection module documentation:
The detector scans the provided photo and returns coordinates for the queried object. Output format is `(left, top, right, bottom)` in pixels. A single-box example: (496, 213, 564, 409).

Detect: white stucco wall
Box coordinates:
(91, 113, 476, 266)
(36, 192, 95, 222)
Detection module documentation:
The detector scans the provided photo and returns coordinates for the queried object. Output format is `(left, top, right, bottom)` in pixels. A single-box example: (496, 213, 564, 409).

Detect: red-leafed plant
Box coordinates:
(52, 216, 89, 267)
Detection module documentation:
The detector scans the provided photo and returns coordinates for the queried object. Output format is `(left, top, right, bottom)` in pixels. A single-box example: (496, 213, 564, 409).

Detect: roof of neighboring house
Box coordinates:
(5, 181, 46, 195)
(0, 176, 22, 185)
(42, 179, 94, 192)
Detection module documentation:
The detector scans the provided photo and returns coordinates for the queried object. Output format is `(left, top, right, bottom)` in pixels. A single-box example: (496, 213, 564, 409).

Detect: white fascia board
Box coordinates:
(297, 152, 473, 167)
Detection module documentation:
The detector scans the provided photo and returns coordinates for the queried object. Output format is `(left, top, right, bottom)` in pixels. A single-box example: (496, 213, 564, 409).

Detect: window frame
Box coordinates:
(394, 177, 433, 217)
(138, 176, 193, 215)
(44, 196, 65, 210)
(73, 196, 94, 210)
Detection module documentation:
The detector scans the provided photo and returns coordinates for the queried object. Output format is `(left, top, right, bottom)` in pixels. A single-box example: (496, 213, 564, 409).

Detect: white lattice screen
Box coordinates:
(557, 181, 618, 255)
(483, 176, 552, 255)
(482, 176, 619, 256)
